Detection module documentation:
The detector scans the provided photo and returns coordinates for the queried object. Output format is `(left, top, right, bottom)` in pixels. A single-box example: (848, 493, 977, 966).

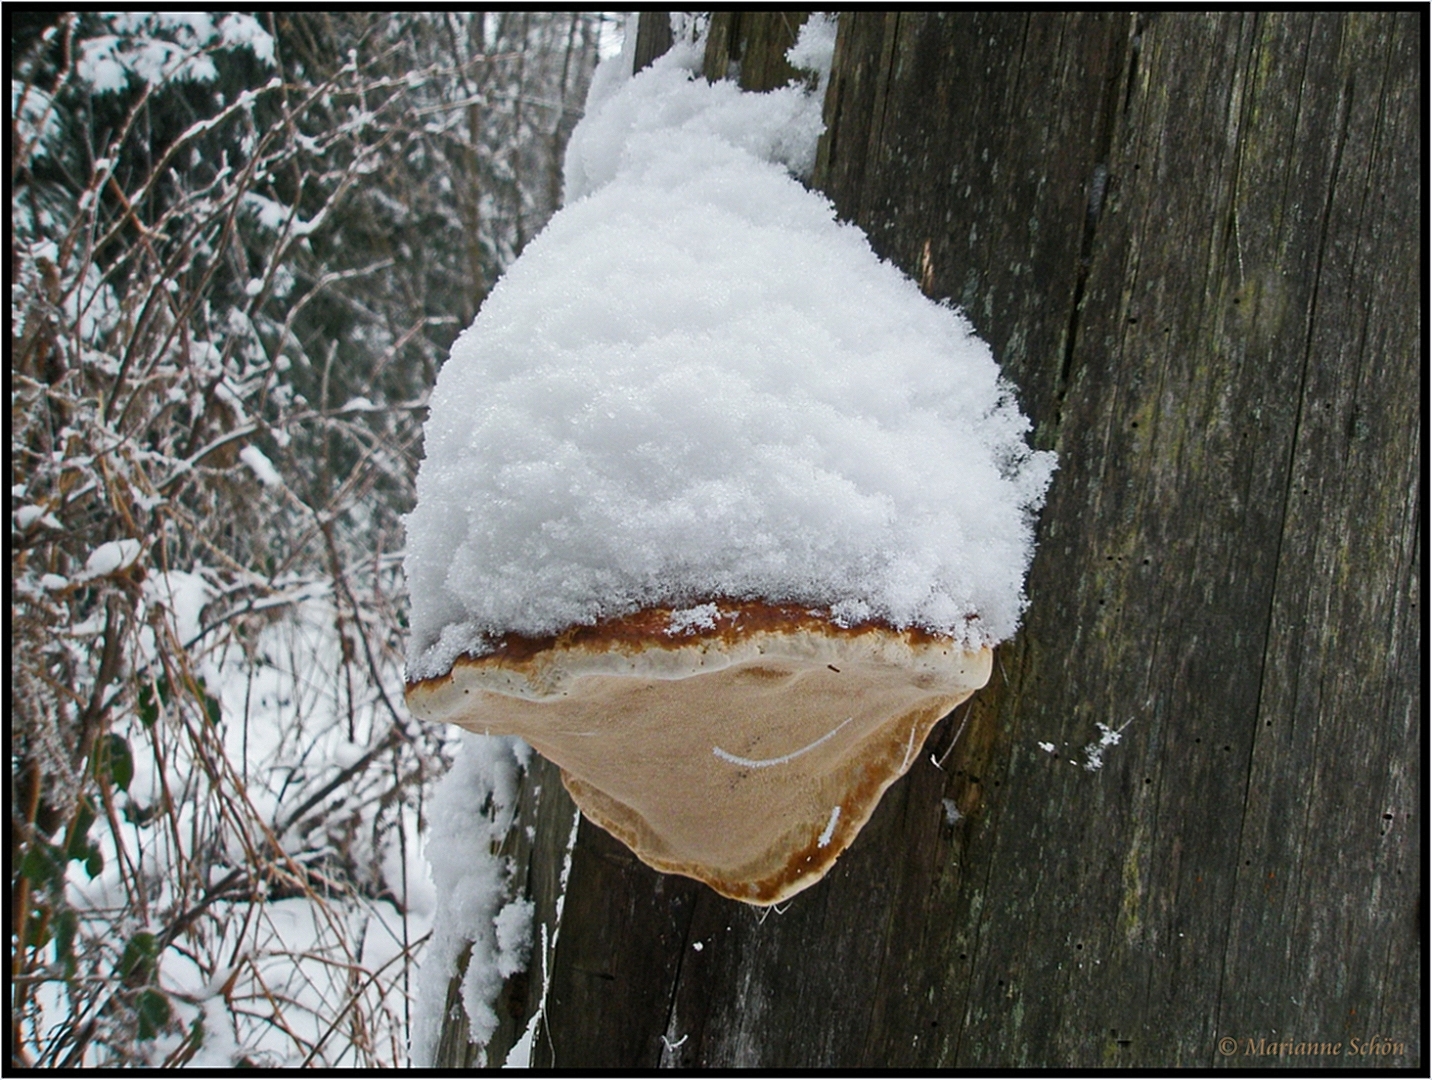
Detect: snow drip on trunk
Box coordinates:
(403, 16, 1055, 683)
(410, 734, 533, 1067)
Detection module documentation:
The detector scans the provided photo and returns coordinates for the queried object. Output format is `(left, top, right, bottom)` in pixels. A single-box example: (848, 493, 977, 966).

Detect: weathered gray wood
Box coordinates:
(448, 11, 1421, 1069)
(702, 11, 808, 90)
(632, 11, 673, 74)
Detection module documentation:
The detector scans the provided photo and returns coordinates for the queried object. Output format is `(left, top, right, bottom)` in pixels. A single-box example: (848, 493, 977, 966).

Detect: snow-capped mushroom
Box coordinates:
(405, 601, 990, 904)
(402, 37, 1053, 908)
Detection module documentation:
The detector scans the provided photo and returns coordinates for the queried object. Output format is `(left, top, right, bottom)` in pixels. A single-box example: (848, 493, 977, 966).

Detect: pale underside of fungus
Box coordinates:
(405, 601, 990, 905)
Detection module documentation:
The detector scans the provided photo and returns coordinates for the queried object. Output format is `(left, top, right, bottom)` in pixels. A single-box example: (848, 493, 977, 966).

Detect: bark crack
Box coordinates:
(1054, 13, 1140, 419)
(654, 888, 700, 1067)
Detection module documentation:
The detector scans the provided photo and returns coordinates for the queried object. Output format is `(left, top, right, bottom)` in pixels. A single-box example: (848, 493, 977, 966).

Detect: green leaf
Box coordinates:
(156, 674, 172, 707)
(137, 681, 159, 727)
(123, 798, 157, 827)
(53, 908, 79, 977)
(20, 842, 62, 887)
(135, 987, 171, 1040)
(93, 733, 134, 792)
(84, 845, 104, 879)
(66, 796, 98, 860)
(194, 675, 222, 726)
(119, 931, 159, 983)
(26, 906, 52, 950)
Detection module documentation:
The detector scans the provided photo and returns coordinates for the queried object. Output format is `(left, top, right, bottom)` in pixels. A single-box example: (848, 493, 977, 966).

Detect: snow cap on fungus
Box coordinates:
(403, 27, 1051, 904)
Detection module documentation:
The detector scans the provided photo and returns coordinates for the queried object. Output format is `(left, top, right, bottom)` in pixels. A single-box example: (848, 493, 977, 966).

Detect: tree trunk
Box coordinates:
(447, 11, 1421, 1068)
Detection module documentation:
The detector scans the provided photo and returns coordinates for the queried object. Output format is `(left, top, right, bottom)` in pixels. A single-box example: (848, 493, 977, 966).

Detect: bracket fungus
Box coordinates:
(403, 34, 1053, 905)
(407, 602, 991, 904)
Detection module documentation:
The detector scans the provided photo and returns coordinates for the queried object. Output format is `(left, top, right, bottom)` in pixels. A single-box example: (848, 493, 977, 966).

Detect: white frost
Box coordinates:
(1081, 721, 1130, 772)
(404, 31, 1054, 681)
(941, 797, 962, 826)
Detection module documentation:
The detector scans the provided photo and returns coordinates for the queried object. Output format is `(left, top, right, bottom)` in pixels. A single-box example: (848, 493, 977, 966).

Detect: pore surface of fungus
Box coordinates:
(406, 602, 990, 904)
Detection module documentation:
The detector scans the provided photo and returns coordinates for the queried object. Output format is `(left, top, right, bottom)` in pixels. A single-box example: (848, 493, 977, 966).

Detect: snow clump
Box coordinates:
(83, 538, 142, 579)
(239, 444, 283, 488)
(410, 733, 533, 1066)
(404, 22, 1055, 682)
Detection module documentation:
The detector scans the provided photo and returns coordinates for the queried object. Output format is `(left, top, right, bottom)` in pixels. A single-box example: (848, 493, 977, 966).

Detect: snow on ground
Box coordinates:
(44, 568, 433, 1066)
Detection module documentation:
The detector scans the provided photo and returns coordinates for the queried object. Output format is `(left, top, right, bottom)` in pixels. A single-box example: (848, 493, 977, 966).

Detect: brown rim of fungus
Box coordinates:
(405, 600, 991, 905)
